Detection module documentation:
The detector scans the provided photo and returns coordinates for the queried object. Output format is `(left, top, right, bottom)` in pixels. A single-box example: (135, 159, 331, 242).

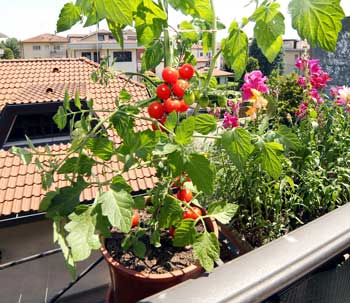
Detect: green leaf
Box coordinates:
(150, 229, 161, 247)
(53, 106, 67, 130)
(110, 175, 133, 193)
(288, 0, 345, 51)
(153, 143, 180, 156)
(193, 232, 220, 272)
(175, 117, 195, 145)
(159, 195, 183, 228)
(11, 146, 32, 164)
(63, 90, 71, 110)
(107, 19, 125, 48)
(276, 125, 301, 150)
(173, 219, 197, 247)
(65, 207, 101, 262)
(74, 90, 82, 110)
(185, 153, 215, 195)
(260, 142, 284, 179)
(141, 40, 164, 71)
(134, 196, 146, 209)
(110, 111, 135, 138)
(98, 0, 134, 26)
(221, 128, 254, 169)
(250, 2, 281, 23)
(58, 155, 95, 175)
(132, 240, 146, 258)
(119, 88, 131, 102)
(39, 191, 59, 212)
(168, 0, 213, 22)
(164, 111, 177, 131)
(96, 189, 134, 233)
(57, 3, 81, 32)
(86, 137, 115, 161)
(254, 12, 285, 63)
(93, 203, 111, 238)
(194, 114, 217, 135)
(207, 202, 238, 224)
(135, 129, 160, 160)
(179, 21, 198, 42)
(221, 21, 248, 79)
(168, 151, 185, 177)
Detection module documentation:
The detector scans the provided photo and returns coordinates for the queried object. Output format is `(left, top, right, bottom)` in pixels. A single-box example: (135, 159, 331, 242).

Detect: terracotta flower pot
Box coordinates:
(101, 217, 218, 303)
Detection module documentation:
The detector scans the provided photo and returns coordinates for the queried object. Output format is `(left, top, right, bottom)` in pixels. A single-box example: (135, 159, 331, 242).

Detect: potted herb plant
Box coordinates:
(11, 0, 346, 302)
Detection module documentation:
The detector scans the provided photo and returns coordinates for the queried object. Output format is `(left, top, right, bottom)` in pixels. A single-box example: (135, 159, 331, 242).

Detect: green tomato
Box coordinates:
(194, 89, 201, 100)
(218, 95, 227, 107)
(184, 91, 195, 105)
(198, 95, 209, 107)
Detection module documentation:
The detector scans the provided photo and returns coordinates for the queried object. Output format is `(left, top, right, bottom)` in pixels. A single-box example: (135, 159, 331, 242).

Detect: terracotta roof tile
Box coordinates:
(0, 58, 157, 216)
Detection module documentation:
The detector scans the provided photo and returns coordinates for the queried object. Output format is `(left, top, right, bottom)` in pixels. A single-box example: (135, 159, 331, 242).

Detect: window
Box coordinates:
(113, 51, 132, 62)
(54, 45, 61, 50)
(98, 35, 105, 41)
(32, 45, 41, 51)
(82, 52, 92, 60)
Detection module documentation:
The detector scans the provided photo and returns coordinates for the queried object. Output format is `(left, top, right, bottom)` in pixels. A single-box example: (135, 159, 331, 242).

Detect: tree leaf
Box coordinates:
(194, 114, 217, 135)
(179, 21, 199, 42)
(221, 128, 254, 169)
(57, 3, 82, 32)
(221, 21, 248, 79)
(58, 155, 95, 175)
(207, 202, 238, 224)
(96, 189, 134, 233)
(185, 153, 215, 195)
(86, 137, 115, 161)
(168, 0, 213, 22)
(193, 232, 220, 272)
(159, 195, 183, 228)
(175, 117, 195, 145)
(173, 219, 197, 247)
(276, 125, 301, 150)
(53, 106, 67, 130)
(288, 0, 344, 51)
(98, 0, 134, 26)
(260, 141, 284, 179)
(65, 207, 101, 262)
(141, 40, 164, 71)
(39, 191, 59, 212)
(110, 175, 133, 193)
(11, 146, 32, 164)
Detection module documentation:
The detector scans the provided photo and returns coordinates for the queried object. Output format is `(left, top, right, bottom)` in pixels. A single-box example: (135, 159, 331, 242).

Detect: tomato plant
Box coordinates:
(177, 189, 193, 202)
(148, 101, 165, 119)
(179, 64, 195, 80)
(183, 207, 202, 220)
(184, 91, 195, 105)
(156, 84, 171, 100)
(162, 67, 179, 84)
(172, 80, 189, 98)
(164, 98, 181, 113)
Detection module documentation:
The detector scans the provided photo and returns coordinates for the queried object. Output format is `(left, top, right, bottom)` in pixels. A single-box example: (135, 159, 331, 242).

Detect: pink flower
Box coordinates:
(241, 70, 269, 101)
(297, 76, 306, 88)
(310, 71, 332, 89)
(308, 59, 321, 74)
(223, 112, 239, 129)
(295, 57, 308, 71)
(295, 101, 308, 121)
(308, 88, 323, 104)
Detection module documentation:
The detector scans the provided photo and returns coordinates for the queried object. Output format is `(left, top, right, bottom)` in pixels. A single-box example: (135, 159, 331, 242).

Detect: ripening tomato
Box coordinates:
(199, 95, 210, 107)
(162, 67, 179, 84)
(179, 100, 189, 112)
(172, 80, 189, 98)
(151, 115, 167, 132)
(179, 64, 195, 80)
(148, 101, 165, 119)
(177, 189, 193, 202)
(131, 211, 139, 227)
(183, 207, 202, 220)
(169, 227, 175, 238)
(164, 98, 181, 113)
(156, 84, 171, 100)
(184, 91, 195, 105)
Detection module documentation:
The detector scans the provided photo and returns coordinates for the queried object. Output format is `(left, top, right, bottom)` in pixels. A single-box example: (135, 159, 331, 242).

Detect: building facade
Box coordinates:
(21, 34, 68, 58)
(283, 39, 310, 74)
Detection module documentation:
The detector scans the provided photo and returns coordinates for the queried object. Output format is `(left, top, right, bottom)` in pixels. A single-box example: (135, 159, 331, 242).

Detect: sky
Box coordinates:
(0, 0, 349, 41)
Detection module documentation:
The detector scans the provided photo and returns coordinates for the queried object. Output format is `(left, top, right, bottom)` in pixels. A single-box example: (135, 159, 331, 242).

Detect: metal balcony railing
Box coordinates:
(140, 203, 350, 303)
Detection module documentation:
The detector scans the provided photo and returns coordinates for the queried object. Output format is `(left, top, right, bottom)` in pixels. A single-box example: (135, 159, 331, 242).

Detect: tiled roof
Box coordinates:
(22, 34, 68, 43)
(0, 58, 157, 216)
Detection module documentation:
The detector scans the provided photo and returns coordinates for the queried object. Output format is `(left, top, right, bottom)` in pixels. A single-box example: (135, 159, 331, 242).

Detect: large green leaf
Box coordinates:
(260, 142, 284, 179)
(194, 114, 217, 135)
(175, 117, 195, 145)
(207, 202, 238, 224)
(58, 155, 95, 175)
(11, 146, 32, 164)
(288, 0, 345, 51)
(193, 232, 220, 272)
(159, 195, 183, 228)
(110, 111, 135, 138)
(173, 219, 197, 247)
(97, 0, 134, 26)
(221, 21, 248, 79)
(179, 21, 199, 42)
(65, 207, 101, 262)
(185, 154, 215, 195)
(86, 137, 115, 161)
(135, 129, 160, 160)
(221, 128, 254, 169)
(141, 40, 164, 71)
(254, 12, 285, 63)
(96, 189, 134, 233)
(168, 0, 213, 22)
(276, 125, 301, 150)
(57, 3, 81, 32)
(53, 106, 67, 130)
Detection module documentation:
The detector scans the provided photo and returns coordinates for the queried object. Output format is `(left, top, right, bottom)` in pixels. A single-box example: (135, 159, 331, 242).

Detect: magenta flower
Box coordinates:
(223, 112, 239, 129)
(297, 76, 306, 88)
(242, 70, 269, 101)
(295, 102, 309, 121)
(308, 88, 323, 104)
(308, 59, 321, 74)
(310, 71, 332, 90)
(295, 57, 308, 71)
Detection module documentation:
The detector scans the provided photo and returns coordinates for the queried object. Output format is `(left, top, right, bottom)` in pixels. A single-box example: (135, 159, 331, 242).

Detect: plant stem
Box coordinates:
(160, 0, 171, 67)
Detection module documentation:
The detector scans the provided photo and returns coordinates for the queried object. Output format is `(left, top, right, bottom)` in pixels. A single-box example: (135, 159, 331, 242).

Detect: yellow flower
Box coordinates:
(245, 89, 268, 120)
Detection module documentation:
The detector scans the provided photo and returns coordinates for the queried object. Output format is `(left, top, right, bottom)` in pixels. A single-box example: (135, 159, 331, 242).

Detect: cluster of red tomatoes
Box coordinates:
(148, 64, 195, 131)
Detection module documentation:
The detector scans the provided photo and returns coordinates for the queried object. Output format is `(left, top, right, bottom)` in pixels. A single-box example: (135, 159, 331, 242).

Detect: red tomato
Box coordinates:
(131, 211, 139, 227)
(151, 115, 167, 132)
(148, 101, 165, 119)
(169, 227, 175, 238)
(183, 207, 202, 220)
(179, 64, 195, 80)
(164, 98, 181, 113)
(177, 189, 192, 202)
(162, 67, 179, 84)
(156, 84, 171, 100)
(179, 100, 189, 112)
(172, 80, 189, 98)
